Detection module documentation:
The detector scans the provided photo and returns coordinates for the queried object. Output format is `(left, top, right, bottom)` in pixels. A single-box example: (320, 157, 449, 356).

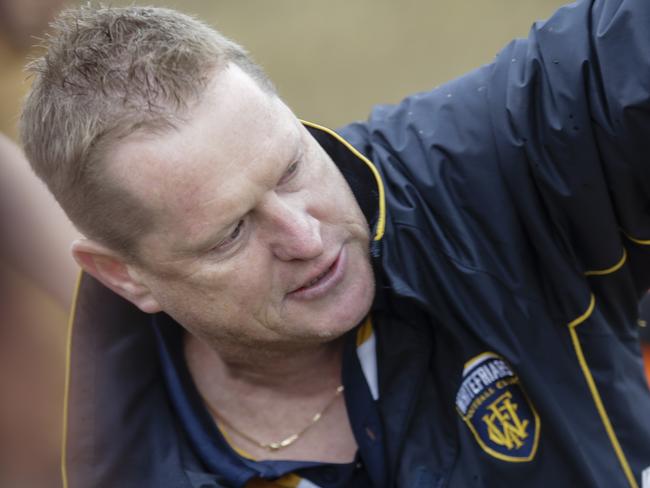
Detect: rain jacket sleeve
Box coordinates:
(343, 0, 650, 304)
(496, 0, 650, 290)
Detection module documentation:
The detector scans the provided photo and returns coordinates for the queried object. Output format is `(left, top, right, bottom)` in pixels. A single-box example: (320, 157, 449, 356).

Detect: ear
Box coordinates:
(71, 239, 162, 314)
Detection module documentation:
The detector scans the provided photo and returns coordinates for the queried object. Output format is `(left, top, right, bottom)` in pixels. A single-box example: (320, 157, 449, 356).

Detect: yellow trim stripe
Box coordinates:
(568, 294, 639, 488)
(215, 421, 256, 460)
(356, 316, 374, 347)
(623, 231, 650, 246)
(584, 249, 627, 276)
(300, 120, 386, 241)
(61, 271, 83, 488)
(245, 473, 303, 487)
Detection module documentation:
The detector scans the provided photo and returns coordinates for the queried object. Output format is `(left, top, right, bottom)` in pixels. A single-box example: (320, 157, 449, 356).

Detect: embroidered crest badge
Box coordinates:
(456, 352, 540, 462)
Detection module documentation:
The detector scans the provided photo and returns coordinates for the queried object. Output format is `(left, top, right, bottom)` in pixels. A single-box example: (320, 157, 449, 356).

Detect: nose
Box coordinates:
(259, 193, 324, 261)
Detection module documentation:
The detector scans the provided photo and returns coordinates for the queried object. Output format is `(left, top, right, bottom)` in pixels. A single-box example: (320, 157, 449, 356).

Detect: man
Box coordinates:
(19, 1, 650, 487)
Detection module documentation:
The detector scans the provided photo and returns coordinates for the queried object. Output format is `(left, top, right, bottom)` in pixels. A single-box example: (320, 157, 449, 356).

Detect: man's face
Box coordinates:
(108, 65, 375, 354)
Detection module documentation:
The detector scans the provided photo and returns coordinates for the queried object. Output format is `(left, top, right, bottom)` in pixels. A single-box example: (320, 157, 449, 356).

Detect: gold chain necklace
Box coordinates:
(204, 385, 344, 451)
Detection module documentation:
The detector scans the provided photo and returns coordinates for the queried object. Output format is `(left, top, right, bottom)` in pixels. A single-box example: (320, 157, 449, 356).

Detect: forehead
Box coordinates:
(107, 65, 301, 250)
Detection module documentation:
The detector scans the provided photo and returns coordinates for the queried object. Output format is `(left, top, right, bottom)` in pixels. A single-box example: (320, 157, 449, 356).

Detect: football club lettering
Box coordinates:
(456, 352, 540, 462)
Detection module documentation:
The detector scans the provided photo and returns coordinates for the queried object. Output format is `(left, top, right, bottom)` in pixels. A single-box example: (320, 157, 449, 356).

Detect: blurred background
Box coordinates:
(3, 0, 649, 486)
(1, 0, 569, 141)
(109, 0, 568, 130)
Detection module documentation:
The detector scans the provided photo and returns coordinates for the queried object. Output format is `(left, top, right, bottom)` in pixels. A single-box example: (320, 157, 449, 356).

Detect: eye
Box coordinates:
(214, 220, 245, 251)
(279, 160, 300, 185)
(286, 161, 299, 176)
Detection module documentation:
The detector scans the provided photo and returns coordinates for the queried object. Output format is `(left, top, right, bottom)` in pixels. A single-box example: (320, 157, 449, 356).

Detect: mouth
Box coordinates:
(288, 247, 346, 300)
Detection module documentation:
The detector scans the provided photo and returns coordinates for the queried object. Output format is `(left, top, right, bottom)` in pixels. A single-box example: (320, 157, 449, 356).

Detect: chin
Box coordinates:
(287, 291, 372, 344)
(283, 245, 375, 343)
(320, 278, 375, 339)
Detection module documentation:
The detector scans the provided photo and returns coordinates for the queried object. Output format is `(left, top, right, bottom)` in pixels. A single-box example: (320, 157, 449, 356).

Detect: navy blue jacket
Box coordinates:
(65, 0, 650, 486)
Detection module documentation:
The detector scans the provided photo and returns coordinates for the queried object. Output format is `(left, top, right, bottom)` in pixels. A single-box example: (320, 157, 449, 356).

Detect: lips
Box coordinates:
(288, 248, 346, 299)
(302, 266, 333, 289)
(292, 253, 338, 292)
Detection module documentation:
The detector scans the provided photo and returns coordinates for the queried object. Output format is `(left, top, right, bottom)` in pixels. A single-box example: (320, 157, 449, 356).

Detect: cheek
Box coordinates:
(309, 174, 360, 221)
(197, 255, 277, 319)
(326, 168, 365, 218)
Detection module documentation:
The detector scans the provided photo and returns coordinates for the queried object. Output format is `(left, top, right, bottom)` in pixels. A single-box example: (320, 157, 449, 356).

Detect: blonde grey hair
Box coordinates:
(20, 5, 274, 259)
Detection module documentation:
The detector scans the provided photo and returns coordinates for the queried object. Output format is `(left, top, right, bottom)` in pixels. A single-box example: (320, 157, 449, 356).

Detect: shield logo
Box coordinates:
(456, 352, 540, 462)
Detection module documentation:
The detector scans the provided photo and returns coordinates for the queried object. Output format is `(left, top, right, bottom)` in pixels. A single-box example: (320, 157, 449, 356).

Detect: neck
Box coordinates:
(184, 332, 345, 395)
(183, 332, 358, 463)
